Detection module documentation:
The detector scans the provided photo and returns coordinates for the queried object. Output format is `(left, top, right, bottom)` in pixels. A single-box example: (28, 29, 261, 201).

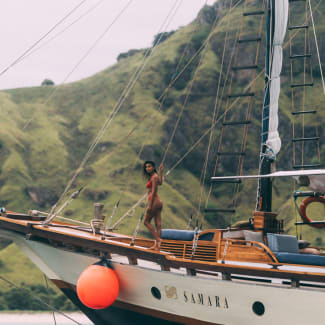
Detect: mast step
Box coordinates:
(222, 120, 251, 126)
(217, 152, 246, 156)
(291, 83, 313, 88)
(290, 54, 312, 59)
(243, 10, 264, 16)
(292, 110, 317, 115)
(204, 208, 236, 213)
(232, 65, 258, 70)
(292, 137, 319, 142)
(293, 164, 321, 169)
(288, 25, 309, 30)
(211, 179, 242, 184)
(228, 92, 255, 98)
(237, 37, 261, 43)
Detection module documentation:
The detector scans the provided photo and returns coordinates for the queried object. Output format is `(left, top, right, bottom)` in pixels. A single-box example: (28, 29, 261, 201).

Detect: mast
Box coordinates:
(256, 0, 274, 212)
(256, 0, 288, 212)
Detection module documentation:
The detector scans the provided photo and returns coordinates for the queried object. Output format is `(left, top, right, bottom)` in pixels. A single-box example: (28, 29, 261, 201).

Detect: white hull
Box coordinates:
(2, 229, 325, 325)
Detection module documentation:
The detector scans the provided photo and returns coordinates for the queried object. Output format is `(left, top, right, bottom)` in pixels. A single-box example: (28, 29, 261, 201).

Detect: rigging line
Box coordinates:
(20, 0, 107, 63)
(44, 0, 134, 105)
(46, 0, 182, 221)
(103, 0, 208, 213)
(171, 0, 209, 79)
(232, 0, 266, 214)
(160, 0, 245, 166)
(78, 0, 182, 162)
(205, 11, 245, 207)
(308, 0, 325, 94)
(155, 0, 244, 105)
(0, 275, 83, 325)
(161, 44, 205, 165)
(107, 1, 187, 229)
(22, 0, 133, 131)
(201, 0, 234, 212)
(115, 0, 246, 228)
(195, 0, 236, 222)
(91, 0, 184, 187)
(119, 1, 320, 225)
(0, 0, 88, 78)
(44, 275, 57, 325)
(166, 63, 264, 178)
(79, 0, 182, 180)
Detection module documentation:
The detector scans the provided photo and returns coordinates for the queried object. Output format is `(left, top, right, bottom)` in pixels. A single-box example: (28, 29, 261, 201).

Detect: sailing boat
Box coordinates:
(0, 0, 325, 324)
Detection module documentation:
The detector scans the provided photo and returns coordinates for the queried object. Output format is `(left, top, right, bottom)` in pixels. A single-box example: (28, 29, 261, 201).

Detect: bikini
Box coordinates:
(147, 179, 158, 201)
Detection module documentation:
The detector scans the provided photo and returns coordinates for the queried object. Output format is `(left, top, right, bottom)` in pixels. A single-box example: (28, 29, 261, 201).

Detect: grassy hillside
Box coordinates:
(0, 0, 324, 307)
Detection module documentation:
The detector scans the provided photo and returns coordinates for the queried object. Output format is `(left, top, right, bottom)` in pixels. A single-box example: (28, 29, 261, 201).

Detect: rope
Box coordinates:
(94, 0, 186, 229)
(23, 0, 134, 130)
(198, 0, 234, 220)
(43, 0, 135, 106)
(44, 0, 182, 222)
(21, 0, 107, 63)
(123, 1, 243, 231)
(44, 275, 57, 325)
(0, 275, 82, 325)
(0, 0, 89, 78)
(308, 0, 325, 94)
(112, 194, 147, 229)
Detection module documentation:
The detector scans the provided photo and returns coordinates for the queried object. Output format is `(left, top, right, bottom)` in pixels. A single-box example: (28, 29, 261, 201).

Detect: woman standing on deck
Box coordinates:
(143, 161, 163, 250)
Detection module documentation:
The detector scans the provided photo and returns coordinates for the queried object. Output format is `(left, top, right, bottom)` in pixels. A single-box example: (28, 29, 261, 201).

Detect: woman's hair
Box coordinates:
(143, 160, 157, 178)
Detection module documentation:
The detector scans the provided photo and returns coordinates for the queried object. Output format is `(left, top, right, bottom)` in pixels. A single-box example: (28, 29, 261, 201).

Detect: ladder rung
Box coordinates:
(293, 164, 321, 169)
(292, 137, 320, 142)
(217, 152, 246, 156)
(238, 37, 261, 43)
(211, 179, 242, 184)
(243, 10, 264, 16)
(292, 110, 317, 115)
(288, 25, 309, 30)
(228, 92, 255, 98)
(222, 120, 251, 126)
(289, 0, 306, 2)
(232, 65, 258, 71)
(290, 54, 312, 59)
(204, 209, 236, 213)
(291, 83, 313, 88)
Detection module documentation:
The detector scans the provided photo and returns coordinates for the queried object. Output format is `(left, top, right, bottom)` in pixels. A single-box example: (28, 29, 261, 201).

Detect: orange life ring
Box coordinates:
(299, 196, 325, 229)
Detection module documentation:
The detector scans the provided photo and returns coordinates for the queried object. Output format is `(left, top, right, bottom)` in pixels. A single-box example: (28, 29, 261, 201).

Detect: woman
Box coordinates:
(143, 161, 163, 250)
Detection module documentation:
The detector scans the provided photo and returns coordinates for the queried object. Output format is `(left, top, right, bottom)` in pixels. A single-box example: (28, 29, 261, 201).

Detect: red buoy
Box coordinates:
(77, 263, 119, 309)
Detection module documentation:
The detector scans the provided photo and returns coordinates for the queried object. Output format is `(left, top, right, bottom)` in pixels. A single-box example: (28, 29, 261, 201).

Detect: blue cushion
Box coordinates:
(161, 229, 195, 241)
(267, 233, 299, 254)
(275, 252, 325, 266)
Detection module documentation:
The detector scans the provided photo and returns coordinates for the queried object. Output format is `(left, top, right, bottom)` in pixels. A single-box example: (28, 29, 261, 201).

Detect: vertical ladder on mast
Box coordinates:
(205, 0, 265, 222)
(288, 0, 321, 170)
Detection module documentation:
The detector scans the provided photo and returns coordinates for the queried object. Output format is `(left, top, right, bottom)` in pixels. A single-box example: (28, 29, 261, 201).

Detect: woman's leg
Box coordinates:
(144, 209, 159, 244)
(154, 210, 162, 250)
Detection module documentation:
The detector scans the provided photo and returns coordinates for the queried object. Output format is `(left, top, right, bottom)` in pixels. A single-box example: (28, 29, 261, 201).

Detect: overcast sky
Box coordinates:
(0, 0, 215, 90)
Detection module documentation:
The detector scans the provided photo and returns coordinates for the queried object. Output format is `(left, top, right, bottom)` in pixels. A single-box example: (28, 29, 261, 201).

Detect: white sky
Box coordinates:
(0, 0, 215, 90)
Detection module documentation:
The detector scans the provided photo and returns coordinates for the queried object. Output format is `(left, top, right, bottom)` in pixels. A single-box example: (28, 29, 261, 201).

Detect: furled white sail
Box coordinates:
(266, 0, 289, 155)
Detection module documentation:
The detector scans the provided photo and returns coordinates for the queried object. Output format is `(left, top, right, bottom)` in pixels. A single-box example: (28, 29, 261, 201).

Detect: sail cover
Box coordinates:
(266, 0, 289, 155)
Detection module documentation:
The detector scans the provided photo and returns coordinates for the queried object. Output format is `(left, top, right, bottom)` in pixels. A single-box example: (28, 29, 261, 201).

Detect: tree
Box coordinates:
(41, 79, 55, 86)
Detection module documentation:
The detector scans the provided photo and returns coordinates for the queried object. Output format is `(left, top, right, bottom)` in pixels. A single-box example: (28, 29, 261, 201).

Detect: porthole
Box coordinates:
(252, 301, 265, 316)
(151, 287, 161, 300)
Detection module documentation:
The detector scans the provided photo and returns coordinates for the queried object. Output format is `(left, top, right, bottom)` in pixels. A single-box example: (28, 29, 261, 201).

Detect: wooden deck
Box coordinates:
(1, 213, 325, 287)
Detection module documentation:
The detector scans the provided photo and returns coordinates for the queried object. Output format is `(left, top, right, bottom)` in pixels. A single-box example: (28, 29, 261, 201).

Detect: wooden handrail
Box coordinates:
(220, 238, 279, 263)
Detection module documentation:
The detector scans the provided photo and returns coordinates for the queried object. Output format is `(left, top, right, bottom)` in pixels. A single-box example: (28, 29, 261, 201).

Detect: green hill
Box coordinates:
(0, 0, 324, 309)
